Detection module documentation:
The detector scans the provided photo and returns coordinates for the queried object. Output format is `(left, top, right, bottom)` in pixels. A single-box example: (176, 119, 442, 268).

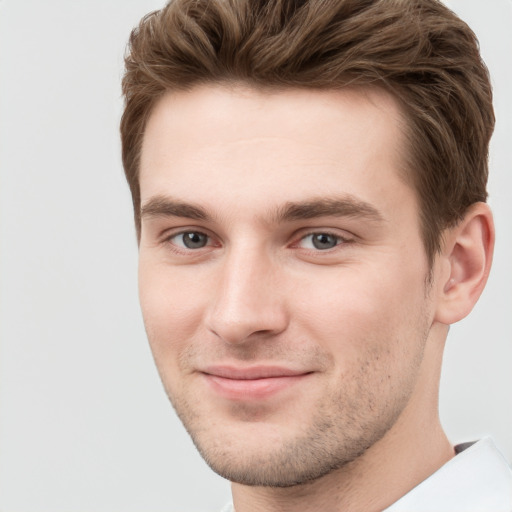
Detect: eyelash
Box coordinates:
(164, 229, 353, 254)
(166, 230, 216, 251)
(294, 231, 351, 251)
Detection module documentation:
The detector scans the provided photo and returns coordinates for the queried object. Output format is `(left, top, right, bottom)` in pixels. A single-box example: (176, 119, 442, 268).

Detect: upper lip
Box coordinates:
(201, 365, 310, 380)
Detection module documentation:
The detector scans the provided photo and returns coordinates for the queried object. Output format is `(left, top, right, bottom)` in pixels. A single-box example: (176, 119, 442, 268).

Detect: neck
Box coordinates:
(231, 325, 454, 512)
(231, 423, 453, 512)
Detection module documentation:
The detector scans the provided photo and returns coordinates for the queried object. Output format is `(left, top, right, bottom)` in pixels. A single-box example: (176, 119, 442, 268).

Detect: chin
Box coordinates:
(185, 418, 382, 488)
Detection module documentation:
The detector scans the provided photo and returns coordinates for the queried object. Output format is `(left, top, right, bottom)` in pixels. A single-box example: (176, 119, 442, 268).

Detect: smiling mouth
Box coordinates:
(200, 366, 312, 400)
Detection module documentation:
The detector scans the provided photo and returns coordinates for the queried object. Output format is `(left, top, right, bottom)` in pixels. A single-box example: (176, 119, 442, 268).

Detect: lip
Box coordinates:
(200, 365, 312, 401)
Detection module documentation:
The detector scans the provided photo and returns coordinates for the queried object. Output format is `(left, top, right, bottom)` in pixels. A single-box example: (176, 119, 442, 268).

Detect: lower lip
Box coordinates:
(203, 374, 309, 400)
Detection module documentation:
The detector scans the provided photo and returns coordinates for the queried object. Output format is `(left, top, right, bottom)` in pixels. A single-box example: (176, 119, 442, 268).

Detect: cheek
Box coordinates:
(291, 262, 430, 362)
(296, 269, 430, 424)
(138, 260, 207, 363)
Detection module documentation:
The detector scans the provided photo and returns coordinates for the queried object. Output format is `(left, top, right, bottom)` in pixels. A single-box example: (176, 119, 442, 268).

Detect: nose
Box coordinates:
(204, 246, 289, 344)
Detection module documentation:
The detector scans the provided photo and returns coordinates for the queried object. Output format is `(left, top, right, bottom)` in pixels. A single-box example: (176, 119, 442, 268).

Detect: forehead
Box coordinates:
(139, 84, 413, 220)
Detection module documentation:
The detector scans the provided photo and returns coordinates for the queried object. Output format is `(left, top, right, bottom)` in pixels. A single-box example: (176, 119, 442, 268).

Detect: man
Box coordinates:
(120, 0, 512, 510)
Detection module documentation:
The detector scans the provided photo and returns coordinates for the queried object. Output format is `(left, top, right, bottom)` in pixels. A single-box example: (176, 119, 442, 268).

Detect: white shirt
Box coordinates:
(385, 438, 512, 511)
(220, 438, 512, 512)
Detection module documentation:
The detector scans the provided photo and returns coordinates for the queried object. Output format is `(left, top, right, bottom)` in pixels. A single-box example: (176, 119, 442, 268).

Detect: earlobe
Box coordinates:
(434, 202, 494, 325)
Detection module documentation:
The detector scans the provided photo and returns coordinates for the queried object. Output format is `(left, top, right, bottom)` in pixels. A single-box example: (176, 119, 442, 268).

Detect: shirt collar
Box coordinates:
(222, 438, 511, 512)
(384, 437, 512, 511)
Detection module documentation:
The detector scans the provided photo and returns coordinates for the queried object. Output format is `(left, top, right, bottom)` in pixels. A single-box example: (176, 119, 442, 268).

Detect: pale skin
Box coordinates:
(137, 85, 494, 512)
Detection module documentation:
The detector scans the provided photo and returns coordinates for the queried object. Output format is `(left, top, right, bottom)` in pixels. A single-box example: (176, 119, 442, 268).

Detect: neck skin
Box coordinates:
(231, 323, 454, 512)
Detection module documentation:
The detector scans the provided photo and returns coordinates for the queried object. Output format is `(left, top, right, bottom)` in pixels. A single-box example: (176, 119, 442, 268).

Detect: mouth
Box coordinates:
(199, 365, 312, 400)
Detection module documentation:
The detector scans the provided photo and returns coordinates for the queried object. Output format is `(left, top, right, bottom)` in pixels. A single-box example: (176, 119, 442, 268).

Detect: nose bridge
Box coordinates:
(206, 240, 287, 343)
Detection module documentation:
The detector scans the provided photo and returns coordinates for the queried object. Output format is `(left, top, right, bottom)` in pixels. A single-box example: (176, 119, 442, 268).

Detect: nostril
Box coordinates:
(205, 304, 289, 345)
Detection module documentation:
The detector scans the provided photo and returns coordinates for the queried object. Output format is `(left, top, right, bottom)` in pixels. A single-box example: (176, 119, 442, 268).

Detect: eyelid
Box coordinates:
(158, 225, 355, 253)
(162, 227, 220, 252)
(291, 228, 355, 247)
(171, 231, 209, 248)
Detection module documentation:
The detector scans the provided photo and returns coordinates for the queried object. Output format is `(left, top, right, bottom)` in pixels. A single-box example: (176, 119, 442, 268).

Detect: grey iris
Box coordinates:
(312, 233, 338, 250)
(183, 232, 208, 249)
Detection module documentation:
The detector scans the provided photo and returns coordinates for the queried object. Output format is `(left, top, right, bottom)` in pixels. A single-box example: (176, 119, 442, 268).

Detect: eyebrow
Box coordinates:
(141, 196, 210, 221)
(140, 195, 385, 224)
(273, 196, 385, 224)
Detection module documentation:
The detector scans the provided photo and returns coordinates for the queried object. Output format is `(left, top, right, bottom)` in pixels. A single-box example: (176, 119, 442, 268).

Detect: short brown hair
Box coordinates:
(121, 0, 494, 263)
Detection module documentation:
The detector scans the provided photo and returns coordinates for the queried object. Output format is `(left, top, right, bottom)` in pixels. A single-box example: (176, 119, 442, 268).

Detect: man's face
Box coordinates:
(138, 85, 438, 486)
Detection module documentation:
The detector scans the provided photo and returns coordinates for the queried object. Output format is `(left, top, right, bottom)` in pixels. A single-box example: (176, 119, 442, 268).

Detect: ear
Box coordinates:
(434, 202, 495, 325)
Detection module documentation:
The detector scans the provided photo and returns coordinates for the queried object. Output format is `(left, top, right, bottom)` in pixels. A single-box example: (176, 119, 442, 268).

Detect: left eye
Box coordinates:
(171, 231, 210, 249)
(299, 233, 342, 250)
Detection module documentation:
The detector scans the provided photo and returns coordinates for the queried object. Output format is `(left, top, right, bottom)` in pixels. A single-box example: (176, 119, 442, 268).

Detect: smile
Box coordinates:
(200, 366, 312, 400)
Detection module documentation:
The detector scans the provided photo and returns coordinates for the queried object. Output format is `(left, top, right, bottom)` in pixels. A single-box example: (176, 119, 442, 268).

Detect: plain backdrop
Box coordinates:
(0, 1, 510, 511)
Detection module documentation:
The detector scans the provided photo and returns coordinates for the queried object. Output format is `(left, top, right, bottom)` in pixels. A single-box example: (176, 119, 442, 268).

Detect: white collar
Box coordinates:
(384, 437, 512, 511)
(222, 438, 512, 512)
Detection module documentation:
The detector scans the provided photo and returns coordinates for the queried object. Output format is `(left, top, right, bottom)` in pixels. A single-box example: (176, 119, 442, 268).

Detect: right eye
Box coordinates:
(169, 231, 210, 249)
(298, 232, 343, 251)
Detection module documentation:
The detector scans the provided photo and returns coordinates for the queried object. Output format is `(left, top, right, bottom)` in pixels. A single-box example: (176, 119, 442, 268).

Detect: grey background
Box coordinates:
(0, 1, 510, 511)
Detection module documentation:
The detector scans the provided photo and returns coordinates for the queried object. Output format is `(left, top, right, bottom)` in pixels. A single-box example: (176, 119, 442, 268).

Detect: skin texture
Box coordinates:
(137, 85, 493, 512)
